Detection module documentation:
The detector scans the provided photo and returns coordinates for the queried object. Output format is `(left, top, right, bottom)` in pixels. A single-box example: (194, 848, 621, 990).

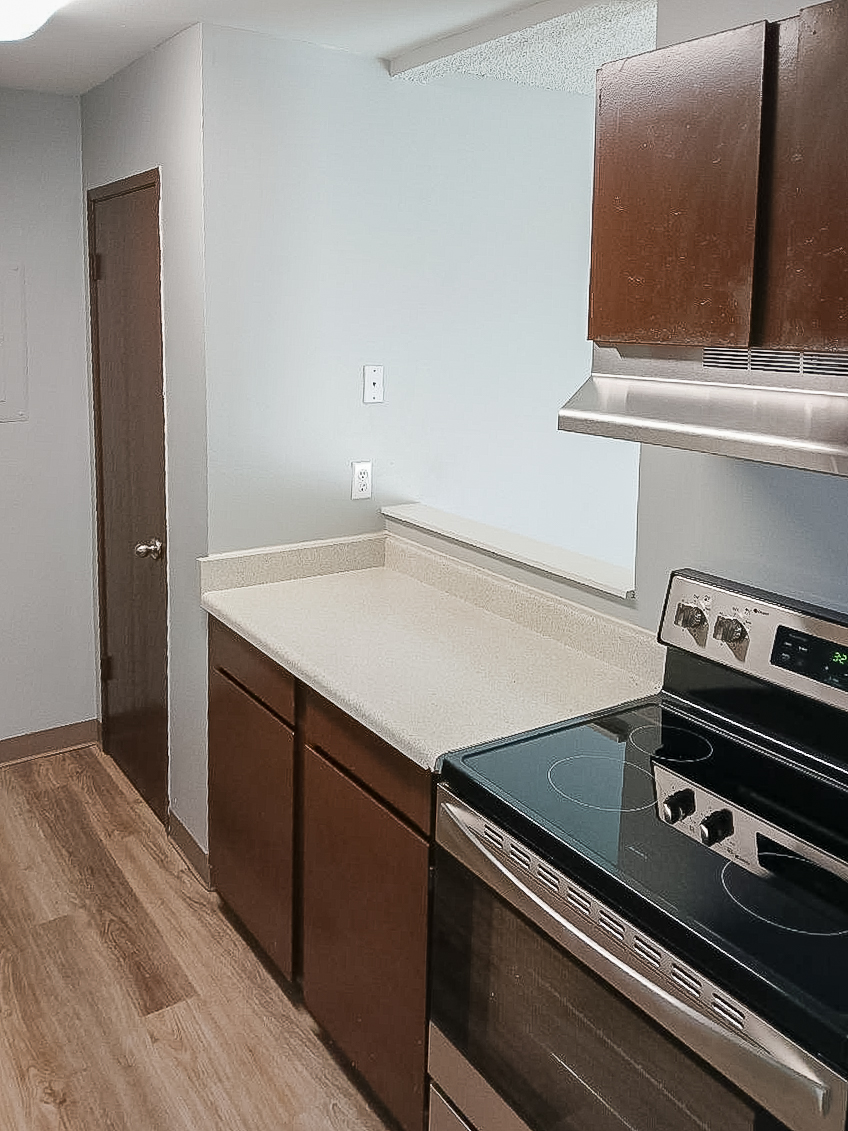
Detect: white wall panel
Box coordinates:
(0, 91, 96, 742)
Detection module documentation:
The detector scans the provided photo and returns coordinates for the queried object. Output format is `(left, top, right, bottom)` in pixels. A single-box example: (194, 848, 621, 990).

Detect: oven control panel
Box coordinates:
(659, 570, 848, 712)
(653, 763, 848, 885)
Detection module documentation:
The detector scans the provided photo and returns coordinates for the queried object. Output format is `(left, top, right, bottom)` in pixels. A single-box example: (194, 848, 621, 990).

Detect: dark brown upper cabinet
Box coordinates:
(588, 1, 848, 351)
(588, 23, 767, 347)
(758, 1, 848, 350)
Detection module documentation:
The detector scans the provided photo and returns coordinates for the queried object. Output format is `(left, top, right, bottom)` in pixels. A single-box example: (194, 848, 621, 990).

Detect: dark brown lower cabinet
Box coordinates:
(207, 618, 432, 1129)
(302, 744, 430, 1131)
(208, 667, 295, 979)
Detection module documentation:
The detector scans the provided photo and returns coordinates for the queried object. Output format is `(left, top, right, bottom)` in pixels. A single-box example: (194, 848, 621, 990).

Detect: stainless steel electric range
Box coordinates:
(429, 570, 848, 1131)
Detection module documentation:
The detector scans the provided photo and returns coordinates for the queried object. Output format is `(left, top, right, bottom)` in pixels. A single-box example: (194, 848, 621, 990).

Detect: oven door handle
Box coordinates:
(438, 798, 847, 1131)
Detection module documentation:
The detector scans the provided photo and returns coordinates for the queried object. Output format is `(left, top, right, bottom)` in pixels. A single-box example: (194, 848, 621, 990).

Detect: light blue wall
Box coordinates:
(0, 90, 96, 742)
(202, 28, 639, 572)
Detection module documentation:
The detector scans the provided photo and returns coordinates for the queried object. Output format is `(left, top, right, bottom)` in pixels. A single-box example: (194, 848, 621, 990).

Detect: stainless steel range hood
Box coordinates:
(559, 344, 848, 476)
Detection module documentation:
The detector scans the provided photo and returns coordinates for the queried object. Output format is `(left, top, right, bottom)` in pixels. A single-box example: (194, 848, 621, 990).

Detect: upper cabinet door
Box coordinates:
(758, 2, 848, 351)
(588, 24, 767, 346)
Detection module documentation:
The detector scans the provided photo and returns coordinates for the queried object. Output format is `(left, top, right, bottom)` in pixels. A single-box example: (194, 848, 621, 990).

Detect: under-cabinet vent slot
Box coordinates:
(482, 826, 503, 851)
(804, 352, 848, 377)
(670, 963, 702, 999)
(632, 936, 663, 970)
(565, 887, 592, 917)
(703, 347, 750, 370)
(749, 349, 802, 373)
(598, 911, 626, 943)
(703, 347, 848, 377)
(536, 863, 559, 893)
(508, 842, 532, 870)
(711, 994, 746, 1031)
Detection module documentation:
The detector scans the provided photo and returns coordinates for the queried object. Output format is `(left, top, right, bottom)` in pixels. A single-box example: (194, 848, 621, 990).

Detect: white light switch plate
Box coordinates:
(363, 365, 384, 403)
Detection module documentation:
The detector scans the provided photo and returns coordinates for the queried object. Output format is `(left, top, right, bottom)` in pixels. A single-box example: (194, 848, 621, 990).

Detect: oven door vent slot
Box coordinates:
(598, 911, 626, 943)
(632, 936, 663, 970)
(508, 842, 532, 870)
(536, 863, 559, 893)
(565, 887, 592, 917)
(482, 825, 503, 851)
(670, 964, 702, 999)
(711, 994, 746, 1031)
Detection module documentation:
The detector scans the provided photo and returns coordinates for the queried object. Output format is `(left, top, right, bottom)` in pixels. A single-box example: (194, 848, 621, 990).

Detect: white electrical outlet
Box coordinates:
(351, 460, 372, 500)
(362, 365, 384, 404)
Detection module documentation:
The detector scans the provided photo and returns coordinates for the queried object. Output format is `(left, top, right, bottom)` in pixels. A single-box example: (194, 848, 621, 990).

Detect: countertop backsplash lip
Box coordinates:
(199, 530, 386, 593)
(384, 534, 663, 684)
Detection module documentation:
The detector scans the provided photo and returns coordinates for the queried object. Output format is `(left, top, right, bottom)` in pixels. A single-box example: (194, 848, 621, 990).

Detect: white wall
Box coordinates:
(202, 27, 639, 572)
(0, 91, 96, 742)
(657, 0, 801, 45)
(82, 26, 209, 847)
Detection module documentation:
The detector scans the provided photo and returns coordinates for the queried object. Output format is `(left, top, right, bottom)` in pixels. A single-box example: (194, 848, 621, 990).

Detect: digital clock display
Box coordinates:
(772, 626, 848, 691)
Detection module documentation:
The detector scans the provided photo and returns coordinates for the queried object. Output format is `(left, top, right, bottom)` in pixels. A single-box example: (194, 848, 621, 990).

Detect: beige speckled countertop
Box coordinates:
(200, 533, 665, 771)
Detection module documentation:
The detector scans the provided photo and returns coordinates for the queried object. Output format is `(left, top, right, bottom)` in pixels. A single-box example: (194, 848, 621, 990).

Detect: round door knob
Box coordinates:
(135, 538, 164, 560)
(662, 788, 696, 825)
(699, 809, 734, 847)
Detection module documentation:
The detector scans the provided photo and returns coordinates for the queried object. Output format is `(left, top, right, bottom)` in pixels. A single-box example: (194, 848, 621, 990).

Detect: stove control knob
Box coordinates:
(662, 789, 696, 825)
(675, 602, 707, 631)
(713, 616, 747, 645)
(699, 809, 734, 847)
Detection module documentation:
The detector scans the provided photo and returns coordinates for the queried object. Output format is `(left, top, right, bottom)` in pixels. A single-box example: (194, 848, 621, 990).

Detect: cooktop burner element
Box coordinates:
(628, 723, 713, 763)
(439, 569, 848, 1075)
(721, 855, 848, 938)
(547, 755, 655, 812)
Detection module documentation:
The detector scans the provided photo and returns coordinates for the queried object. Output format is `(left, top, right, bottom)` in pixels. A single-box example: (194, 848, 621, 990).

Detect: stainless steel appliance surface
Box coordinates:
(558, 344, 848, 476)
(429, 570, 848, 1131)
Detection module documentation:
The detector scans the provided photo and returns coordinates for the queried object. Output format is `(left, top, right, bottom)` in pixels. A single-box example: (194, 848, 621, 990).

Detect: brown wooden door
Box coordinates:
(588, 23, 767, 346)
(88, 170, 168, 822)
(207, 667, 295, 980)
(302, 744, 429, 1131)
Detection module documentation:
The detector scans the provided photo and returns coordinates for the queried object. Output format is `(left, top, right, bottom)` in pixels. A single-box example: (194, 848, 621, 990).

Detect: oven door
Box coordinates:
(429, 789, 848, 1131)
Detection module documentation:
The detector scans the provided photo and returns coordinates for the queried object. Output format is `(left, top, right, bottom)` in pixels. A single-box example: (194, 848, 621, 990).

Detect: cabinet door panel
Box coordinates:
(760, 2, 848, 350)
(208, 668, 295, 978)
(302, 746, 429, 1131)
(589, 23, 766, 346)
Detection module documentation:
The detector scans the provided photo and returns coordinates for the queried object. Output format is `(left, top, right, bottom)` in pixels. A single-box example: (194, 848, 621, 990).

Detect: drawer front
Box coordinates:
(302, 688, 432, 834)
(209, 617, 295, 724)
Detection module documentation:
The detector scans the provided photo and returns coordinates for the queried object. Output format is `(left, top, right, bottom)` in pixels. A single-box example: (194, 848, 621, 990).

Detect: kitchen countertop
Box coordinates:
(200, 532, 665, 771)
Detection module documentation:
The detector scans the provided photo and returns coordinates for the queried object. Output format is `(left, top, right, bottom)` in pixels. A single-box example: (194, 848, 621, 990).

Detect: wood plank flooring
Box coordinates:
(0, 745, 394, 1131)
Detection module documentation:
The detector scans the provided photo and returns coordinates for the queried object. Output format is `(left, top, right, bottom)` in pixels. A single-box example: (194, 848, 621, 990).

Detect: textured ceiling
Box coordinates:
(395, 0, 656, 93)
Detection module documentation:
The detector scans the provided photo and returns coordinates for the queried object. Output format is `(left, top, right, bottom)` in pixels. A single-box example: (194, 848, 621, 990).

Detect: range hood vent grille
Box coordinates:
(558, 343, 848, 477)
(804, 353, 848, 377)
(703, 347, 848, 378)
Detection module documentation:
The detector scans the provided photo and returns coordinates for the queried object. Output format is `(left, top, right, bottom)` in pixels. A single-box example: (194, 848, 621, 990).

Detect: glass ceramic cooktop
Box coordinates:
(440, 699, 848, 1051)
